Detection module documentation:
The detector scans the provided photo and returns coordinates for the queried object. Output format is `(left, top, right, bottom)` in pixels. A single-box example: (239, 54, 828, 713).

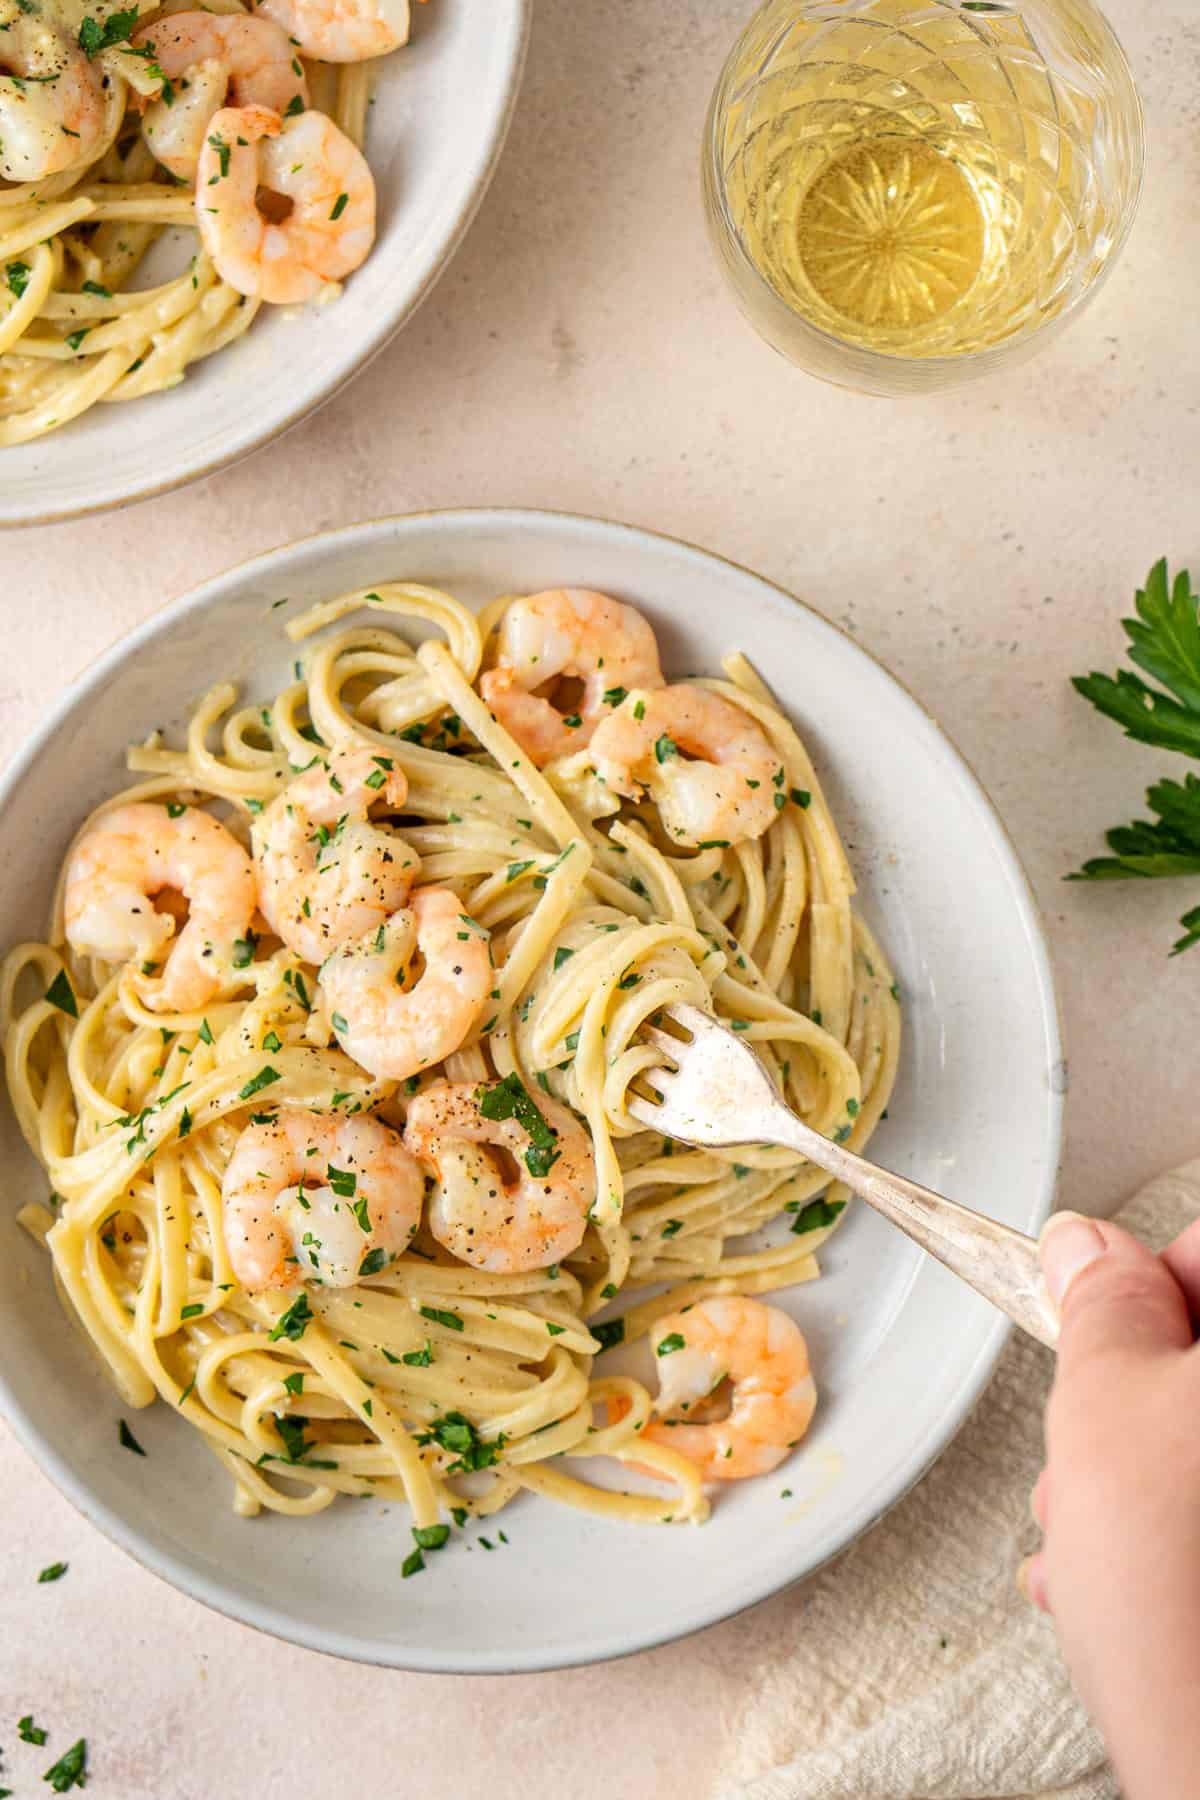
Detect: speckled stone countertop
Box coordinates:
(2, 1, 1197, 1794)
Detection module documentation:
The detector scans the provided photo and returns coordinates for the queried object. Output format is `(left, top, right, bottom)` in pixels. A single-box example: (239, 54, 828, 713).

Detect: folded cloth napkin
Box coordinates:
(718, 1159, 1200, 1800)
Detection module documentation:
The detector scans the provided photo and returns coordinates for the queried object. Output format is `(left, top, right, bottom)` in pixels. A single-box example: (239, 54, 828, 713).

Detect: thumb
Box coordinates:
(1040, 1211, 1193, 1370)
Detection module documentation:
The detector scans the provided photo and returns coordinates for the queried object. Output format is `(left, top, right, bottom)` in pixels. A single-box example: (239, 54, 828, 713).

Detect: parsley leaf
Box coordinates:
(787, 1196, 846, 1234)
(1070, 562, 1200, 952)
(118, 1418, 146, 1455)
(269, 1293, 313, 1341)
(78, 6, 137, 54)
(419, 1305, 463, 1332)
(37, 1561, 68, 1583)
(43, 1739, 88, 1793)
(477, 1072, 559, 1178)
(44, 968, 78, 1017)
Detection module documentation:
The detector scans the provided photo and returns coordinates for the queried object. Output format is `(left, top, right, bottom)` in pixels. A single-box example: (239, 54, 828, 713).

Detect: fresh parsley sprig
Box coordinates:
(1070, 559, 1200, 953)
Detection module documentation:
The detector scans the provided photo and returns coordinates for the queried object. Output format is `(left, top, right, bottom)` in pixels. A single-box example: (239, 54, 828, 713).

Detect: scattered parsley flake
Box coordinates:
(118, 1418, 146, 1456)
(45, 969, 78, 1017)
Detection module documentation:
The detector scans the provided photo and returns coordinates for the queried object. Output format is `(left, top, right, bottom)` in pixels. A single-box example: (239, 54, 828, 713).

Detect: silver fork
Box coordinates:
(628, 1002, 1059, 1349)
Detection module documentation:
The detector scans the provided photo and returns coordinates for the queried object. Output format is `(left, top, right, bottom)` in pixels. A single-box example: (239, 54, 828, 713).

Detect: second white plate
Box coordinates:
(0, 2, 530, 526)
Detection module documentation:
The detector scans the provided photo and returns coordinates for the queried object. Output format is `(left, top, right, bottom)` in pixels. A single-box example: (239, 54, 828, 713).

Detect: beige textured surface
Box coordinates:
(2, 1, 1198, 1795)
(718, 1164, 1200, 1799)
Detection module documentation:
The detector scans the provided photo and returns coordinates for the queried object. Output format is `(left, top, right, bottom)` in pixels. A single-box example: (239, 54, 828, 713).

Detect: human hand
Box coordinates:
(1023, 1211, 1200, 1799)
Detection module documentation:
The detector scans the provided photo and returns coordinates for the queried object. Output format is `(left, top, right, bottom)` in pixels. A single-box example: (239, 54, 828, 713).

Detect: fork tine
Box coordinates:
(641, 1023, 684, 1061)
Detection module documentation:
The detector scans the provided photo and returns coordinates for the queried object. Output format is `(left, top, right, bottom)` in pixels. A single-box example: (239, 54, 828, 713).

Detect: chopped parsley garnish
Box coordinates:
(661, 1219, 684, 1237)
(632, 698, 645, 721)
(43, 1739, 88, 1793)
(238, 1065, 281, 1100)
(561, 713, 583, 729)
(330, 191, 348, 220)
(19, 1715, 48, 1744)
(656, 1332, 686, 1355)
(553, 945, 574, 970)
(546, 1321, 566, 1335)
(275, 1412, 312, 1462)
(44, 969, 78, 1018)
(846, 1097, 860, 1117)
(180, 1302, 203, 1320)
(602, 686, 628, 707)
(78, 6, 137, 54)
(420, 1411, 503, 1473)
(207, 130, 231, 177)
(269, 1293, 313, 1341)
(402, 1339, 433, 1366)
(419, 1305, 464, 1332)
(600, 1282, 617, 1299)
(118, 1418, 145, 1455)
(477, 1072, 560, 1177)
(654, 733, 678, 763)
(282, 1371, 305, 1396)
(38, 1561, 68, 1583)
(591, 1317, 624, 1352)
(401, 1547, 425, 1578)
(505, 860, 534, 883)
(284, 92, 305, 117)
(232, 931, 258, 969)
(832, 1123, 852, 1143)
(358, 1247, 387, 1277)
(788, 1196, 846, 1234)
(697, 839, 730, 850)
(65, 328, 90, 352)
(351, 1195, 371, 1231)
(413, 1523, 450, 1550)
(198, 1017, 214, 1045)
(327, 1163, 356, 1198)
(82, 278, 112, 298)
(791, 788, 812, 808)
(6, 260, 31, 300)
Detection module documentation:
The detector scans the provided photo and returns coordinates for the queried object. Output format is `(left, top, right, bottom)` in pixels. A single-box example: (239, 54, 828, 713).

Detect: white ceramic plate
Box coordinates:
(0, 5, 529, 528)
(0, 511, 1063, 1670)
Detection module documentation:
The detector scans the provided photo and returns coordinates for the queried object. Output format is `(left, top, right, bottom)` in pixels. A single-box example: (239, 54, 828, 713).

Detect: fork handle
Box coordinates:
(770, 1112, 1059, 1349)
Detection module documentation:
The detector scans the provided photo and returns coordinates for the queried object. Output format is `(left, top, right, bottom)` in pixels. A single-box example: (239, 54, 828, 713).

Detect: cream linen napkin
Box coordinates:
(718, 1159, 1200, 1800)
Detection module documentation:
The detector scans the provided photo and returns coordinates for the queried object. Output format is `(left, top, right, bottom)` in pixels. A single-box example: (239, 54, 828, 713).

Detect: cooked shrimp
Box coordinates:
(479, 590, 665, 767)
(63, 803, 257, 1013)
(0, 15, 109, 181)
(588, 683, 784, 847)
(320, 888, 491, 1081)
(134, 13, 307, 181)
(196, 104, 376, 305)
(404, 1081, 596, 1273)
(221, 1108, 422, 1290)
(253, 746, 417, 966)
(640, 1297, 816, 1481)
(260, 0, 409, 64)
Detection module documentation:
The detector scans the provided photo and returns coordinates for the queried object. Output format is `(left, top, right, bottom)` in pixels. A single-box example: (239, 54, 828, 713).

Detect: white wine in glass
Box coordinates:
(702, 0, 1144, 394)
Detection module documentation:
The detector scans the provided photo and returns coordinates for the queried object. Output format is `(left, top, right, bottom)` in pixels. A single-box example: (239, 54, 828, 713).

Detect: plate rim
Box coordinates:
(0, 3, 532, 531)
(0, 507, 1064, 1670)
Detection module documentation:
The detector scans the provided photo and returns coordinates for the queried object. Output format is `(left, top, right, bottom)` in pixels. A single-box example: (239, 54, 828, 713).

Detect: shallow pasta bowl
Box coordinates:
(0, 3, 529, 528)
(0, 509, 1062, 1670)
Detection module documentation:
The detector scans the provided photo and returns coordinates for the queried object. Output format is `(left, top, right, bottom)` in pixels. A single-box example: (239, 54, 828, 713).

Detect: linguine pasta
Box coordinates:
(1, 582, 900, 1533)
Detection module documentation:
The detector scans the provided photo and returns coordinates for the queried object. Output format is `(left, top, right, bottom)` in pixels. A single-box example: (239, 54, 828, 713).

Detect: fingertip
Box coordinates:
(1038, 1211, 1107, 1308)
